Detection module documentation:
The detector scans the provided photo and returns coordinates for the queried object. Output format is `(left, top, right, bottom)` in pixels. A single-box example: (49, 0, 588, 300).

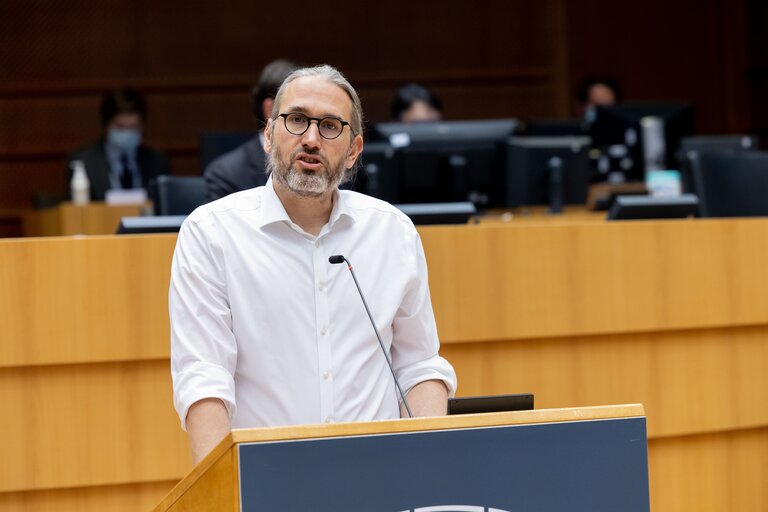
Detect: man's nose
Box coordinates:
(300, 120, 322, 147)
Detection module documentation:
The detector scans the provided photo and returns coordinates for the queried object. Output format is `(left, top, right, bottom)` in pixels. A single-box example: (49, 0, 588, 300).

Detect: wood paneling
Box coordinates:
(0, 360, 189, 492)
(1, 0, 759, 212)
(2, 219, 767, 510)
(422, 219, 768, 342)
(566, 0, 751, 134)
(23, 202, 145, 237)
(0, 235, 173, 367)
(441, 325, 768, 438)
(649, 428, 768, 512)
(0, 481, 175, 512)
(0, 0, 569, 210)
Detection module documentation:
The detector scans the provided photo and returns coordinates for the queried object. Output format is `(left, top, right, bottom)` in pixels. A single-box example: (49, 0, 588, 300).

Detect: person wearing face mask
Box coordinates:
(67, 88, 170, 201)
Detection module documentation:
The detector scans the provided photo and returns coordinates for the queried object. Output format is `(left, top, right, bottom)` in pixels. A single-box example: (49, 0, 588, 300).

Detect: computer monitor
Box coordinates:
(371, 119, 519, 208)
(606, 194, 699, 220)
(677, 134, 759, 193)
(393, 202, 476, 225)
(590, 102, 695, 183)
(687, 150, 768, 217)
(524, 118, 587, 137)
(355, 141, 400, 203)
(117, 215, 186, 234)
(447, 393, 534, 415)
(504, 136, 592, 209)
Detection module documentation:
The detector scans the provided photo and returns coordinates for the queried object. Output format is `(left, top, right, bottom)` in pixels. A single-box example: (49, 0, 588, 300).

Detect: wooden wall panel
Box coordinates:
(422, 219, 768, 342)
(648, 428, 768, 511)
(1, 220, 767, 510)
(1, 0, 759, 212)
(441, 325, 768, 438)
(0, 481, 175, 512)
(0, 235, 174, 367)
(0, 360, 190, 492)
(0, 0, 568, 210)
(566, 0, 751, 134)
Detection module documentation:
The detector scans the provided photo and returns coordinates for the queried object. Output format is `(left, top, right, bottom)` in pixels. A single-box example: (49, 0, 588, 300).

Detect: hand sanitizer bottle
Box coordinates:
(70, 160, 90, 206)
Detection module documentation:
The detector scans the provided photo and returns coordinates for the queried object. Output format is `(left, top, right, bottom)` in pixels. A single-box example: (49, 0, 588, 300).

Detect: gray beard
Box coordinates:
(268, 146, 347, 198)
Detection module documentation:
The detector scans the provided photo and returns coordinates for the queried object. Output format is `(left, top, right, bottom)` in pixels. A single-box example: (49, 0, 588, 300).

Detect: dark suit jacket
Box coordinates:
(67, 142, 171, 201)
(203, 136, 269, 201)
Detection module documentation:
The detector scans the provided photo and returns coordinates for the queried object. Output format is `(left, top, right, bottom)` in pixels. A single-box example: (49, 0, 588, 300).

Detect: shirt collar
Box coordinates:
(259, 175, 356, 232)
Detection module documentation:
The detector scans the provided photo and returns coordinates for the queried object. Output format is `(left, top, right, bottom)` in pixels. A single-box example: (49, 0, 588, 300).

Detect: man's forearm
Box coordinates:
(186, 398, 231, 465)
(401, 379, 449, 418)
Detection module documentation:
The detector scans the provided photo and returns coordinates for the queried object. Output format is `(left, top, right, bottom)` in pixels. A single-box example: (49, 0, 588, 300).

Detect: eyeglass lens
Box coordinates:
(283, 113, 344, 139)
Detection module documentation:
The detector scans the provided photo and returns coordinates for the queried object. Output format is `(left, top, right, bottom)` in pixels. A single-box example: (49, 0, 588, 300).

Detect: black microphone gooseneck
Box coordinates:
(329, 254, 413, 418)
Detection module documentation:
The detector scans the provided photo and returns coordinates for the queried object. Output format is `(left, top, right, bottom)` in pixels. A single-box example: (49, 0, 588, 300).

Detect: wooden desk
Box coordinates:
(22, 202, 146, 237)
(474, 205, 605, 224)
(1, 219, 767, 511)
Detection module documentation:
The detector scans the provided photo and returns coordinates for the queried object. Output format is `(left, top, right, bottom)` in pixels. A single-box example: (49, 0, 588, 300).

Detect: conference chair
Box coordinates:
(148, 175, 207, 216)
(685, 149, 768, 217)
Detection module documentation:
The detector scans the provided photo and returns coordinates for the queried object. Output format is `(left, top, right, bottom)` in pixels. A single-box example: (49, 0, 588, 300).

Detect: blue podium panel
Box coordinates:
(238, 417, 649, 512)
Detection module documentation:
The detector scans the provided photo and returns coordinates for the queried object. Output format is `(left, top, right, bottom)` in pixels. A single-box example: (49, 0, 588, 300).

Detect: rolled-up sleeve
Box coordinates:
(170, 215, 238, 430)
(390, 230, 458, 399)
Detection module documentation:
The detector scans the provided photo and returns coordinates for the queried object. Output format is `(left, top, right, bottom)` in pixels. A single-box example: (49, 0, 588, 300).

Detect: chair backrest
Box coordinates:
(199, 132, 254, 171)
(149, 175, 207, 216)
(686, 149, 768, 217)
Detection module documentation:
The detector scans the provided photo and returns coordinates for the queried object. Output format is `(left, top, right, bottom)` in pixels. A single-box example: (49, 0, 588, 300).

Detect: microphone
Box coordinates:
(329, 254, 413, 418)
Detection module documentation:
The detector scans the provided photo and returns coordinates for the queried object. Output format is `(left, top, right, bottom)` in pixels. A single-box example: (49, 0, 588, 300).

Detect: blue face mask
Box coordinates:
(107, 128, 142, 153)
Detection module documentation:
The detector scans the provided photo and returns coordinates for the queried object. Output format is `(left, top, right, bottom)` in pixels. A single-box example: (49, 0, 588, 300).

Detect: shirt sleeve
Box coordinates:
(169, 215, 238, 430)
(390, 228, 458, 399)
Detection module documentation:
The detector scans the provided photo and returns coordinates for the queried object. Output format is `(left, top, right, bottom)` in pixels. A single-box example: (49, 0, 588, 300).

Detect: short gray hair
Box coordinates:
(270, 64, 364, 139)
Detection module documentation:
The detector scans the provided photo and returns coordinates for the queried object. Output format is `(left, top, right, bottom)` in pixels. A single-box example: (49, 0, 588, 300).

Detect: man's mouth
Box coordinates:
(295, 153, 325, 171)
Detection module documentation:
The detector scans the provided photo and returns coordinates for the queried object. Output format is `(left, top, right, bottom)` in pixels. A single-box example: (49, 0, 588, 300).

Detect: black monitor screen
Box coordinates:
(448, 393, 534, 415)
(370, 119, 519, 208)
(689, 150, 768, 217)
(524, 118, 587, 137)
(590, 102, 695, 183)
(504, 136, 593, 208)
(350, 141, 400, 203)
(606, 194, 699, 220)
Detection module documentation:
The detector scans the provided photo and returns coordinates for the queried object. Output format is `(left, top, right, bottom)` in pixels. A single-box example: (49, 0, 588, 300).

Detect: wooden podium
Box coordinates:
(154, 404, 649, 512)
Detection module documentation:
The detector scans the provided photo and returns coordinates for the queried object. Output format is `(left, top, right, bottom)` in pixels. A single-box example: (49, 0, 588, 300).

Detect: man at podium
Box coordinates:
(169, 65, 457, 464)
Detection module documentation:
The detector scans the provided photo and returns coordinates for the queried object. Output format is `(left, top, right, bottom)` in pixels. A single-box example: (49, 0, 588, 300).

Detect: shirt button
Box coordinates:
(324, 415, 333, 423)
(318, 282, 325, 292)
(315, 240, 320, 248)
(322, 371, 330, 380)
(320, 327, 328, 336)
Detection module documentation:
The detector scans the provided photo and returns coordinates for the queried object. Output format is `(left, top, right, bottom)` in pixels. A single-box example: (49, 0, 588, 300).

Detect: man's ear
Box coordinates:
(262, 98, 274, 126)
(263, 119, 273, 152)
(345, 134, 364, 169)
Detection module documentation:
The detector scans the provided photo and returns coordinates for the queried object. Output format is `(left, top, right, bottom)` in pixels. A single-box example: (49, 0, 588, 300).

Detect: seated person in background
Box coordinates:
(204, 58, 299, 201)
(390, 83, 443, 123)
(67, 88, 170, 201)
(575, 74, 623, 120)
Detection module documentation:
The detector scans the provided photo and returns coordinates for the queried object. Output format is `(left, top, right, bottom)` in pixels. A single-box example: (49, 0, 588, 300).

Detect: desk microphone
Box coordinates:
(329, 254, 413, 418)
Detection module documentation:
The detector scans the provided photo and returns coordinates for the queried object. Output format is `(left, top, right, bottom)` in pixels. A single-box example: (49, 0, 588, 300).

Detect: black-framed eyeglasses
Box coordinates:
(277, 112, 351, 140)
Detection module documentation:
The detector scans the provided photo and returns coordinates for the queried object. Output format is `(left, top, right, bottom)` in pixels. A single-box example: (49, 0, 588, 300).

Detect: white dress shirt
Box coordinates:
(170, 177, 457, 430)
